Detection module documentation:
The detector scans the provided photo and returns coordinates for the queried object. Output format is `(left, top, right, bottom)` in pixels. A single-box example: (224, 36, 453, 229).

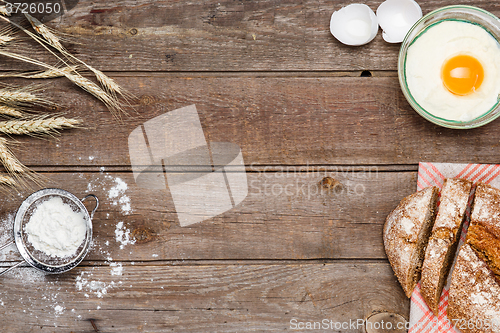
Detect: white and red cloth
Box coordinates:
(409, 162, 500, 332)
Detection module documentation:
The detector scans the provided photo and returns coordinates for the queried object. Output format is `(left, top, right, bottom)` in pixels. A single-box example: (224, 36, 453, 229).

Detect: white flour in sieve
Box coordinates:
(24, 196, 87, 258)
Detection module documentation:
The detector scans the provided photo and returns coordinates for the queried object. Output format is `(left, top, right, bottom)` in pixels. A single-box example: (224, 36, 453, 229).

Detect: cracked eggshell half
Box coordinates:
(330, 4, 378, 46)
(377, 0, 422, 43)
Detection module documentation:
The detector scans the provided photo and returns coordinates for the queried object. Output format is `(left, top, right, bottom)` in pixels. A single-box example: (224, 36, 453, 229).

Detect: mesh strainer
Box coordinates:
(0, 188, 98, 276)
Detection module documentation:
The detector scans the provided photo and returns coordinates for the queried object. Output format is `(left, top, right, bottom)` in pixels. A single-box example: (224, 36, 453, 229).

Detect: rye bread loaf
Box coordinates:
(383, 186, 439, 298)
(421, 178, 472, 316)
(447, 244, 500, 333)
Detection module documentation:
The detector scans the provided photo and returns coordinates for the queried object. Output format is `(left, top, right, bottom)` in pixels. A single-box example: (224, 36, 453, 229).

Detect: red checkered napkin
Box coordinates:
(409, 162, 500, 333)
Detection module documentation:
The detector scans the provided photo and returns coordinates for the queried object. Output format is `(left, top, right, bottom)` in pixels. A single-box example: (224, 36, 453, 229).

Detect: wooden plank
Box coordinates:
(0, 170, 415, 261)
(0, 0, 498, 71)
(0, 262, 409, 332)
(4, 76, 500, 168)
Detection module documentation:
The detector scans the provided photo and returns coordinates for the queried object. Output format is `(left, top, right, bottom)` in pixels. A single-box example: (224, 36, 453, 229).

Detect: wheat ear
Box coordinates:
(24, 13, 64, 51)
(0, 116, 81, 136)
(0, 137, 27, 173)
(0, 66, 78, 79)
(0, 88, 38, 105)
(0, 25, 14, 45)
(20, 65, 79, 79)
(0, 5, 10, 16)
(0, 34, 13, 46)
(0, 105, 23, 118)
(0, 137, 41, 187)
(87, 66, 121, 96)
(0, 85, 56, 107)
(65, 73, 124, 117)
(0, 173, 15, 187)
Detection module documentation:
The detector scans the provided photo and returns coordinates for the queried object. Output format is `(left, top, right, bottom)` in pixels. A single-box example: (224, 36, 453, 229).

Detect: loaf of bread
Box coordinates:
(383, 186, 439, 297)
(420, 178, 472, 316)
(447, 183, 500, 332)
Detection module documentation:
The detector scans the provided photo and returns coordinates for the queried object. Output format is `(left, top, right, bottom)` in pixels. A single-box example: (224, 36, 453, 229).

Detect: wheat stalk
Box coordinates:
(0, 105, 23, 117)
(0, 116, 80, 136)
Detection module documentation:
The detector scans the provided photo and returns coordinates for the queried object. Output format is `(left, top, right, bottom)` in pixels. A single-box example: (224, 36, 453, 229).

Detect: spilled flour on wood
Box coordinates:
(84, 172, 133, 215)
(107, 176, 132, 215)
(115, 221, 135, 249)
(75, 269, 123, 298)
(110, 262, 123, 276)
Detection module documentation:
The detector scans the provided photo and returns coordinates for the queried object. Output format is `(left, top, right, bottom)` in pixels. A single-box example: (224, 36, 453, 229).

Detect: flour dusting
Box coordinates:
(115, 222, 135, 249)
(54, 305, 64, 315)
(76, 271, 117, 298)
(110, 262, 123, 276)
(108, 177, 132, 215)
(84, 174, 133, 215)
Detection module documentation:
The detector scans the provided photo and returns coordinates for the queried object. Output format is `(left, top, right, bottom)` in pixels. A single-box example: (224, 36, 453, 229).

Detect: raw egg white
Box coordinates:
(405, 20, 500, 122)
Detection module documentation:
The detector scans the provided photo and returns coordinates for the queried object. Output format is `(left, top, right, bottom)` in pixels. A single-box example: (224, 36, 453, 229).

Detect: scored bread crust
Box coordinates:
(447, 244, 500, 333)
(421, 178, 472, 316)
(383, 186, 439, 298)
(469, 183, 500, 280)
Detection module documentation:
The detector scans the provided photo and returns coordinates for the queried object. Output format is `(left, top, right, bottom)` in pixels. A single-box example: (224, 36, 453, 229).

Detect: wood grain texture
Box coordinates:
(0, 0, 499, 71)
(0, 170, 415, 261)
(3, 75, 499, 168)
(0, 262, 408, 332)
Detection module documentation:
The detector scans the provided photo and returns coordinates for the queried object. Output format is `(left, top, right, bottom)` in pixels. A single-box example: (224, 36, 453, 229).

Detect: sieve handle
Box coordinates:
(0, 240, 25, 277)
(82, 194, 99, 220)
(0, 260, 24, 277)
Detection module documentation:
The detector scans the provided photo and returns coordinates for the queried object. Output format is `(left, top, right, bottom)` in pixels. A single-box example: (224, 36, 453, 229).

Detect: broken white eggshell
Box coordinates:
(330, 4, 378, 46)
(376, 0, 422, 43)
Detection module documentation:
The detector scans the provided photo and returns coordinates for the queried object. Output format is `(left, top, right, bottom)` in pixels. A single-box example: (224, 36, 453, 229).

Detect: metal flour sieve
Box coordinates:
(0, 188, 98, 276)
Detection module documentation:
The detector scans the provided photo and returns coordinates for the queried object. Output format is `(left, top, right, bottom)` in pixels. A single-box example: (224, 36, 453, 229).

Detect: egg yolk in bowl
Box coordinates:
(441, 54, 484, 96)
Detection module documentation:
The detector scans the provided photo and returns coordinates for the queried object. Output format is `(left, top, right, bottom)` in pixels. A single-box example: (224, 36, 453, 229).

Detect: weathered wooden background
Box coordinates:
(0, 0, 498, 332)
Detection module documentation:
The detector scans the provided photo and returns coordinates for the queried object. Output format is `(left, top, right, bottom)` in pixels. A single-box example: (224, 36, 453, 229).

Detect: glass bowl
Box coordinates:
(398, 5, 500, 129)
